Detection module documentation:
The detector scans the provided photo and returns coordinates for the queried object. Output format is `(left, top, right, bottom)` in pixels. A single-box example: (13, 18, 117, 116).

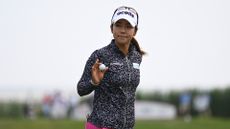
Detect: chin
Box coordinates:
(117, 38, 129, 44)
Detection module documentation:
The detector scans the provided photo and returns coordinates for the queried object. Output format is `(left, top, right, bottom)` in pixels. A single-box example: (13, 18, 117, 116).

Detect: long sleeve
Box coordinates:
(77, 50, 98, 96)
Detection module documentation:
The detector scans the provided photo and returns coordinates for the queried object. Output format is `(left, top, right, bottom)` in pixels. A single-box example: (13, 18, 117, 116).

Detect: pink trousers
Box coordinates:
(85, 122, 112, 129)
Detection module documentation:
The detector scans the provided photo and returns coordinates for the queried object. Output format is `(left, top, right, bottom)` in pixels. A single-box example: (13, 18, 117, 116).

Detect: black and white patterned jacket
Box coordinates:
(77, 39, 142, 129)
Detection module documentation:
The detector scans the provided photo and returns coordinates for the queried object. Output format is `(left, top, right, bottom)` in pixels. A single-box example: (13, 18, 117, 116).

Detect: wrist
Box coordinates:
(90, 79, 100, 86)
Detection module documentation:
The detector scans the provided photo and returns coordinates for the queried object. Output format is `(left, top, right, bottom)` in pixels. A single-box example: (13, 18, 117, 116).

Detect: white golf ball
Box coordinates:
(99, 64, 106, 71)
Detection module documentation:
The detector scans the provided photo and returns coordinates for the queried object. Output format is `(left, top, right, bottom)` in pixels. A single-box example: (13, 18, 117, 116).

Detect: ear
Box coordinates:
(133, 31, 137, 36)
(133, 27, 138, 36)
(110, 24, 113, 33)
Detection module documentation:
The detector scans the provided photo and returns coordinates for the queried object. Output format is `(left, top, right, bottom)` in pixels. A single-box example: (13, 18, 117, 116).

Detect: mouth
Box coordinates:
(118, 35, 127, 38)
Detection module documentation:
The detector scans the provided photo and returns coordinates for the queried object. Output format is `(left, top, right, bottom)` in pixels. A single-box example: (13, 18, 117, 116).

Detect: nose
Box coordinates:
(119, 25, 126, 32)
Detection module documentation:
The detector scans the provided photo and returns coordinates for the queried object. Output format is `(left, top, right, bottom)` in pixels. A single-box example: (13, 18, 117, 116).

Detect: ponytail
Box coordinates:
(131, 37, 146, 56)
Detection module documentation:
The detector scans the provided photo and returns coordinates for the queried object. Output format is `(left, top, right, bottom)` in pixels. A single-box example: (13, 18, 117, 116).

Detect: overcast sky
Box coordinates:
(1, 0, 230, 96)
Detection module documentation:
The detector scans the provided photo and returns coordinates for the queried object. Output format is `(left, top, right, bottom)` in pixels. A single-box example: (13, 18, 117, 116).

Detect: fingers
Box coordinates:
(92, 59, 109, 73)
(92, 59, 100, 70)
(91, 59, 108, 85)
(95, 59, 101, 68)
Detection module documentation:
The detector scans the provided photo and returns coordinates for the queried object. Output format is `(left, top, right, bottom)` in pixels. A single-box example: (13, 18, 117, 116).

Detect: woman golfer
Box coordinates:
(77, 6, 146, 129)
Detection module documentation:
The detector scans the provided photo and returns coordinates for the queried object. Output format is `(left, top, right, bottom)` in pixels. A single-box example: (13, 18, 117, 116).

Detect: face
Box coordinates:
(111, 19, 136, 46)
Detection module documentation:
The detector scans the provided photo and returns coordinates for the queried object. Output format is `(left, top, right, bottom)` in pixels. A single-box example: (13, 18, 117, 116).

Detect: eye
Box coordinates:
(115, 23, 122, 27)
(114, 22, 134, 29)
(126, 24, 133, 29)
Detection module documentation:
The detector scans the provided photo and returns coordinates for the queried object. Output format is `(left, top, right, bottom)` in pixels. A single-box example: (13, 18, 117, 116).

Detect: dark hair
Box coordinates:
(131, 36, 146, 56)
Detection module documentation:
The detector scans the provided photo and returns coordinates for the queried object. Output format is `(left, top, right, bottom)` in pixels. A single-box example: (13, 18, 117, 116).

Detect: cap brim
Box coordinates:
(112, 15, 136, 27)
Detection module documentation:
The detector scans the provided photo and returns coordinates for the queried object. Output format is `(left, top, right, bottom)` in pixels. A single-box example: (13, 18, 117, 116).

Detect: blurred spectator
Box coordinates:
(42, 93, 53, 118)
(23, 102, 29, 118)
(179, 92, 192, 122)
(67, 95, 78, 119)
(23, 101, 35, 119)
(50, 91, 68, 119)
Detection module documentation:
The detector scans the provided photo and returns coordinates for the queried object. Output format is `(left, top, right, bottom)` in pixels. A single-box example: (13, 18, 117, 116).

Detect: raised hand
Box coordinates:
(91, 59, 108, 85)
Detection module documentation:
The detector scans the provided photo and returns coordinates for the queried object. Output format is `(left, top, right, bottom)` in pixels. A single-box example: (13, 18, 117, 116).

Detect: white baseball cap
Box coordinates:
(111, 6, 138, 27)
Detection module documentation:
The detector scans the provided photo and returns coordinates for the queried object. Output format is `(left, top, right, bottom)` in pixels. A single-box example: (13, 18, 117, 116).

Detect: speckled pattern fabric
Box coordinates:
(77, 39, 142, 129)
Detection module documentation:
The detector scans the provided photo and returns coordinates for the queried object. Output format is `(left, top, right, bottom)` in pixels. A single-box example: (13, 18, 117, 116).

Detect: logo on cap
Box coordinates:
(111, 6, 138, 27)
(117, 11, 134, 18)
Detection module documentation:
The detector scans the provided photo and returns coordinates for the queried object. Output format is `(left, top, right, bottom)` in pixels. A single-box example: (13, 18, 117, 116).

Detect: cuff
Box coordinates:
(90, 79, 100, 86)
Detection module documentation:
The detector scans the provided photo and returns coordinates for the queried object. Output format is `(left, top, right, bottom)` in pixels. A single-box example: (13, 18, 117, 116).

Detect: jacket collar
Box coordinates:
(110, 39, 136, 57)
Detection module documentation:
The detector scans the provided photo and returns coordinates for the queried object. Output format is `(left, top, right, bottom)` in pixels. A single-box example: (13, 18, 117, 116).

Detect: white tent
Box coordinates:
(72, 100, 177, 120)
(135, 101, 177, 120)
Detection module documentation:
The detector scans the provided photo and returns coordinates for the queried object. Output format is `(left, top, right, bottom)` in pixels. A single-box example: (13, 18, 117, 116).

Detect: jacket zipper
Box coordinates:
(122, 99, 127, 129)
(121, 56, 131, 129)
(119, 85, 127, 129)
(125, 56, 131, 83)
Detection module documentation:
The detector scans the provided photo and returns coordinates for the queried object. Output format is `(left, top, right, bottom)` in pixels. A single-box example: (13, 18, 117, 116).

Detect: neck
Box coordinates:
(115, 42, 130, 56)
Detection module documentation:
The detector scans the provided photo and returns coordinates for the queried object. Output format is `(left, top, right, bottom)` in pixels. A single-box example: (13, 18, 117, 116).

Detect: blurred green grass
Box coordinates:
(0, 117, 230, 129)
